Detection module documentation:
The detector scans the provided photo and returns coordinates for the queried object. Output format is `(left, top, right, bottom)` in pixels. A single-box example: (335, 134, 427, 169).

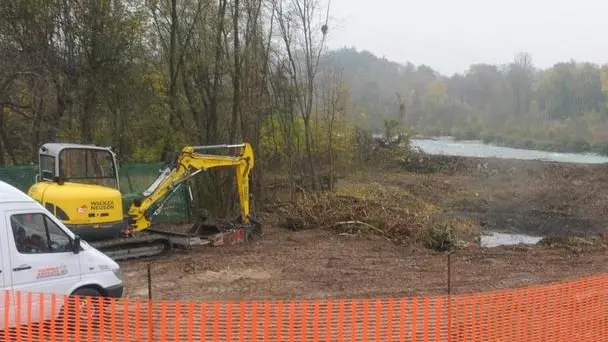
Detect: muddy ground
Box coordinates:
(119, 156, 608, 301)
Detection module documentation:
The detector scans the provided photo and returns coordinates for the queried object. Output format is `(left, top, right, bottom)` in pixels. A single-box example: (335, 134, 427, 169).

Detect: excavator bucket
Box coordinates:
(186, 217, 260, 246)
(146, 216, 260, 249)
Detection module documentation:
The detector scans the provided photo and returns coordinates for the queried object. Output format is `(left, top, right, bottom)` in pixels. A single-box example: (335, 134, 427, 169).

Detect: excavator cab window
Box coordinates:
(58, 148, 119, 189)
(39, 155, 55, 181)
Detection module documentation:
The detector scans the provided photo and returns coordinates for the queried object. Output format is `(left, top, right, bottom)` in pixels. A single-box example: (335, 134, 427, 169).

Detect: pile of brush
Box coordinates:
(279, 183, 478, 251)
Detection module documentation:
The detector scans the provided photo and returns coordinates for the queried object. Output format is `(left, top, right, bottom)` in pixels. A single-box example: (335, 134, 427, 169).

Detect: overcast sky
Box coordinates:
(325, 0, 608, 76)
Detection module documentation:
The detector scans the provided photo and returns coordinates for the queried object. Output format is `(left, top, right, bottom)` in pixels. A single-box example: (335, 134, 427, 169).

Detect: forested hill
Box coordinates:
(324, 48, 608, 155)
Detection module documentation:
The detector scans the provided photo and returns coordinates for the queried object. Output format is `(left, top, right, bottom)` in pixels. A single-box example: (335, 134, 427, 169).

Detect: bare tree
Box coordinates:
(272, 0, 330, 189)
(319, 62, 347, 190)
(148, 0, 204, 158)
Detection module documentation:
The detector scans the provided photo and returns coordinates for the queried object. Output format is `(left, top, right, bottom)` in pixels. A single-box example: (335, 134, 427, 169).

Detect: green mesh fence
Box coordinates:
(0, 165, 38, 192)
(0, 163, 191, 224)
(118, 163, 191, 224)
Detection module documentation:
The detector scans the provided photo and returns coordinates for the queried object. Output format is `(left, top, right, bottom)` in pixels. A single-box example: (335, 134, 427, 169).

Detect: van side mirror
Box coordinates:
(72, 236, 81, 254)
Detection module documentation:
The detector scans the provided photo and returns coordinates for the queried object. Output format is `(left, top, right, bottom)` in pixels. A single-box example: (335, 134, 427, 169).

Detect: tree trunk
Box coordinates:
(230, 0, 241, 143)
(0, 104, 5, 166)
(302, 116, 316, 190)
(81, 93, 95, 143)
(162, 0, 180, 162)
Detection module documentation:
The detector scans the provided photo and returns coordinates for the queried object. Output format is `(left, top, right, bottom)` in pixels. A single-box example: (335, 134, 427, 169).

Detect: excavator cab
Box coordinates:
(35, 143, 120, 189)
(28, 144, 125, 242)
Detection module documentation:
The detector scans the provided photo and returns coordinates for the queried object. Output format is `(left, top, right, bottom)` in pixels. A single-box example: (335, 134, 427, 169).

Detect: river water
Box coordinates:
(479, 232, 544, 248)
(410, 137, 608, 164)
(408, 136, 607, 247)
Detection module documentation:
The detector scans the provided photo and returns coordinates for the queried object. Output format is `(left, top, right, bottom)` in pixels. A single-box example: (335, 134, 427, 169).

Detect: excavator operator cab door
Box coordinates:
(36, 143, 120, 190)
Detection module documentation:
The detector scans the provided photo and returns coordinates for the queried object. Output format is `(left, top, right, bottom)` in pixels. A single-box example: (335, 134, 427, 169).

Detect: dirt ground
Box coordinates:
(118, 156, 608, 301)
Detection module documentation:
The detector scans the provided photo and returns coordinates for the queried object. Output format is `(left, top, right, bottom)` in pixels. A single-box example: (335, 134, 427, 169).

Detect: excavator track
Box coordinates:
(89, 233, 172, 262)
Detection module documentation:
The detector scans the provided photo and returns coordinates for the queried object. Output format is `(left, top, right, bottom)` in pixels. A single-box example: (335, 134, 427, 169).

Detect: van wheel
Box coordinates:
(60, 287, 105, 332)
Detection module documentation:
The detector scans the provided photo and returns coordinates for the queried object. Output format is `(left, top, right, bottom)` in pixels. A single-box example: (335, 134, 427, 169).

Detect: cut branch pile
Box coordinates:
(280, 185, 479, 251)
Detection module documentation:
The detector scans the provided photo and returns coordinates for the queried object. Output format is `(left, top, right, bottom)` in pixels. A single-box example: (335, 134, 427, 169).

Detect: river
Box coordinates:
(409, 137, 608, 164)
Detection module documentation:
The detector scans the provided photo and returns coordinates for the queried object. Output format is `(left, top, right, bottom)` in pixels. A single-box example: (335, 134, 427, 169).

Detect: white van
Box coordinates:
(0, 180, 123, 328)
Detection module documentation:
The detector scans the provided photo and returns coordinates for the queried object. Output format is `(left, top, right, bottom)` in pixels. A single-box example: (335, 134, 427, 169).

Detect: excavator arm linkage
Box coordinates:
(126, 143, 255, 232)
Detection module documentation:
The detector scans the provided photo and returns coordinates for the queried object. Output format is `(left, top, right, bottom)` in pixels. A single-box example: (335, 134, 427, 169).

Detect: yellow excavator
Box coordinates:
(26, 142, 260, 261)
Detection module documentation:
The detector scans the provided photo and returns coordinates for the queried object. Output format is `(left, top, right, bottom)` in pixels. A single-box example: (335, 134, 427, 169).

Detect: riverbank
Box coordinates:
(368, 154, 608, 238)
(419, 116, 608, 156)
(481, 134, 608, 155)
(446, 127, 608, 156)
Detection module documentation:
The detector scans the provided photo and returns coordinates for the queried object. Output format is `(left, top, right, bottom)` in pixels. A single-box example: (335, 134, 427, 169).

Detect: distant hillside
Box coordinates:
(321, 47, 608, 155)
(321, 47, 442, 131)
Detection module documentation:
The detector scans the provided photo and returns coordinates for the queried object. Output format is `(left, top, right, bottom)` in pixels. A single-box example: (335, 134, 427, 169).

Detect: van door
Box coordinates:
(5, 209, 81, 325)
(0, 215, 12, 330)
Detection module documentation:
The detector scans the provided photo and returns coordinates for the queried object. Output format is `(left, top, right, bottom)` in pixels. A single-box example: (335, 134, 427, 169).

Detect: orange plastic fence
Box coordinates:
(1, 273, 607, 342)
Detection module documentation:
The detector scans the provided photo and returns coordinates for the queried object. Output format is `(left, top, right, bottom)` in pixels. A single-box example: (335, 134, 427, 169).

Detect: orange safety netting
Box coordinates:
(1, 273, 607, 342)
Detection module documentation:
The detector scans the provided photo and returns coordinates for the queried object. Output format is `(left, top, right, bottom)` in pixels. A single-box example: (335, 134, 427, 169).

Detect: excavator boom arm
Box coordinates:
(127, 143, 254, 231)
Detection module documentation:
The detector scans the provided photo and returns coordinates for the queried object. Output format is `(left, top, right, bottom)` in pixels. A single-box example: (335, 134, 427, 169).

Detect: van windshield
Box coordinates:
(59, 149, 118, 189)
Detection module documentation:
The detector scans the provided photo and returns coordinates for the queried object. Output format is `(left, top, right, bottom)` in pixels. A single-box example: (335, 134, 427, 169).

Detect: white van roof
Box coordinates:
(0, 180, 34, 204)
